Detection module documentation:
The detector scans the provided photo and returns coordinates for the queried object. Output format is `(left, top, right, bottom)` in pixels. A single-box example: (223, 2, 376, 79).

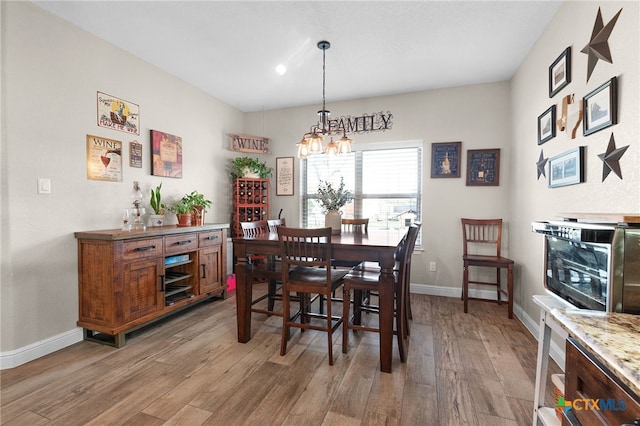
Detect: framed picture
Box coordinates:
(276, 157, 294, 196)
(466, 149, 500, 186)
(548, 146, 585, 188)
(431, 142, 461, 178)
(97, 92, 140, 135)
(538, 105, 556, 145)
(151, 130, 183, 178)
(583, 76, 617, 136)
(86, 134, 122, 182)
(549, 47, 571, 98)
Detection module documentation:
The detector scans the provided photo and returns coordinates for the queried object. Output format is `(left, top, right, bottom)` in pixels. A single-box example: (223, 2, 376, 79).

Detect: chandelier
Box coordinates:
(296, 40, 353, 159)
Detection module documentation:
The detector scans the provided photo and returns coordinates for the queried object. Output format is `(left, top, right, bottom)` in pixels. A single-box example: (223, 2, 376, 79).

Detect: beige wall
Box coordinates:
(1, 1, 638, 368)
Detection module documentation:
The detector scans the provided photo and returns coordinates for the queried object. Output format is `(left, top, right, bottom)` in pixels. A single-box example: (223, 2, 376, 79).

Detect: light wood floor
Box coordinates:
(1, 290, 561, 425)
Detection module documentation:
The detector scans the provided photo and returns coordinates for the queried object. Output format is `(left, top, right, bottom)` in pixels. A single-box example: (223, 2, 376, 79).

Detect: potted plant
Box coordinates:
(317, 177, 353, 234)
(169, 200, 193, 227)
(182, 191, 212, 226)
(148, 183, 166, 227)
(230, 156, 273, 179)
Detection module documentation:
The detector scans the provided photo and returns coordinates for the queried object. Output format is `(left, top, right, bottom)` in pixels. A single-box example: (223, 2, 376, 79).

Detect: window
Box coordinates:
(302, 142, 422, 233)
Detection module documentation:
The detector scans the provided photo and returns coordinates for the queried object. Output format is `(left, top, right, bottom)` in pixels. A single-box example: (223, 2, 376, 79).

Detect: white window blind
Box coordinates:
(302, 144, 422, 232)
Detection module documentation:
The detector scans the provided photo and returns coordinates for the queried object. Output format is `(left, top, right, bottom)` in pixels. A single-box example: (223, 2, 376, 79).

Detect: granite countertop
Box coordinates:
(550, 308, 640, 397)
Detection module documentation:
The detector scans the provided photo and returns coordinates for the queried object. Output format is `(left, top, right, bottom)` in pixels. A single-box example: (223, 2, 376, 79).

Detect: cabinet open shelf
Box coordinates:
(165, 272, 192, 285)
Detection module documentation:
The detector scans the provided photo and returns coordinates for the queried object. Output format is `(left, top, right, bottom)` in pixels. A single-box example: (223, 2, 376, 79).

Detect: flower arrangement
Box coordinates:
(317, 177, 353, 213)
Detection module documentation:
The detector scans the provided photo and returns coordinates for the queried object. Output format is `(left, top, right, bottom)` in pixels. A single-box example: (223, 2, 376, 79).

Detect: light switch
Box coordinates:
(38, 178, 51, 194)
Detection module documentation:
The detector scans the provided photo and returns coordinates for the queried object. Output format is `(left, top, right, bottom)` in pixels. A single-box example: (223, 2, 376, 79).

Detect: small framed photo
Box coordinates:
(583, 76, 617, 136)
(549, 47, 571, 98)
(431, 141, 461, 178)
(548, 146, 585, 188)
(276, 157, 294, 196)
(538, 105, 556, 145)
(466, 148, 500, 186)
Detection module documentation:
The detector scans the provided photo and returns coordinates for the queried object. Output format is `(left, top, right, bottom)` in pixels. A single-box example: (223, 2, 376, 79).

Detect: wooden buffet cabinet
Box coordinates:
(74, 224, 228, 347)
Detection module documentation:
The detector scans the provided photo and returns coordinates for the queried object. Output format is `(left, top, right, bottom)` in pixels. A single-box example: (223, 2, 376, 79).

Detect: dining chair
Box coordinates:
(267, 218, 286, 233)
(461, 218, 514, 319)
(341, 218, 369, 233)
(341, 223, 420, 362)
(278, 227, 348, 365)
(240, 220, 282, 315)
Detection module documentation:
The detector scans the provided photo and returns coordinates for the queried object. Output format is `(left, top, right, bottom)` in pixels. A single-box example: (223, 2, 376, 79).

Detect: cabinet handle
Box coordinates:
(175, 239, 192, 245)
(206, 236, 219, 240)
(160, 274, 165, 291)
(134, 245, 156, 252)
(201, 264, 207, 279)
(621, 419, 640, 426)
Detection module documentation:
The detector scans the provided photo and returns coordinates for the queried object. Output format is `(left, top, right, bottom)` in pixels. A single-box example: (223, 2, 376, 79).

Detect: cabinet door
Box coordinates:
(123, 258, 163, 322)
(199, 246, 223, 294)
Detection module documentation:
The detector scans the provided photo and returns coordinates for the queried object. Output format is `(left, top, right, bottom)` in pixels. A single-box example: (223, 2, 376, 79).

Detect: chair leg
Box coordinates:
(267, 279, 277, 311)
(463, 263, 469, 313)
(396, 282, 407, 362)
(507, 265, 514, 319)
(280, 288, 290, 356)
(342, 286, 350, 354)
(496, 268, 502, 304)
(326, 293, 333, 365)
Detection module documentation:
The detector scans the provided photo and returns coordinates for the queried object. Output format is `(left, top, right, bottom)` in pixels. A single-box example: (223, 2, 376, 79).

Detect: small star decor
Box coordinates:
(536, 150, 548, 180)
(581, 7, 622, 82)
(597, 133, 629, 181)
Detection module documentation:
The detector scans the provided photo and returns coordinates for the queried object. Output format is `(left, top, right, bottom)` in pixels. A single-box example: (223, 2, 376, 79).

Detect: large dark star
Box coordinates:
(536, 149, 548, 180)
(581, 7, 622, 82)
(597, 133, 629, 181)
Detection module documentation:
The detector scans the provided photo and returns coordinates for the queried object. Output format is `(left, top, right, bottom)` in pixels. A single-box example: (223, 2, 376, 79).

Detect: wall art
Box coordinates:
(549, 47, 571, 98)
(466, 148, 500, 186)
(86, 134, 122, 182)
(151, 130, 183, 178)
(129, 141, 142, 168)
(583, 76, 617, 136)
(548, 146, 585, 188)
(538, 105, 556, 145)
(431, 141, 461, 178)
(597, 133, 629, 181)
(536, 150, 548, 180)
(581, 7, 622, 82)
(276, 157, 295, 196)
(97, 92, 140, 135)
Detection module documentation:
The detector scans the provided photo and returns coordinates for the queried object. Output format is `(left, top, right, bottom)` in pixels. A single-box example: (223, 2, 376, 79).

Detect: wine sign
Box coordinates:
(86, 134, 122, 182)
(230, 134, 270, 154)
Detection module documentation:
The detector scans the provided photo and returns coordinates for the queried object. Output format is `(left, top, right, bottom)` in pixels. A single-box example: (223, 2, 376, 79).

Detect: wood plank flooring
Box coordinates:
(1, 290, 562, 425)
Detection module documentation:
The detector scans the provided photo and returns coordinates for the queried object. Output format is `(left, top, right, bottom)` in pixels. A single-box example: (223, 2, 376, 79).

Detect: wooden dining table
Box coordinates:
(232, 229, 405, 373)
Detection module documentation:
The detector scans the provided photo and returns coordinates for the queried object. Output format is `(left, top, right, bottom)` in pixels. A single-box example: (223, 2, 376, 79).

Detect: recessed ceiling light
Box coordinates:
(275, 64, 287, 75)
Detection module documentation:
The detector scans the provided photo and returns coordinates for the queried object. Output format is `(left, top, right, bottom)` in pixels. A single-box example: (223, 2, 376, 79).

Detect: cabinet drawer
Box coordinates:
(122, 238, 164, 261)
(565, 338, 640, 425)
(165, 233, 198, 254)
(199, 230, 223, 247)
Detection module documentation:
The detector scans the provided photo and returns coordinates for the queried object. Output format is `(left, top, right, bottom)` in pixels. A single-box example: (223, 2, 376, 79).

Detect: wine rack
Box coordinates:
(232, 178, 270, 237)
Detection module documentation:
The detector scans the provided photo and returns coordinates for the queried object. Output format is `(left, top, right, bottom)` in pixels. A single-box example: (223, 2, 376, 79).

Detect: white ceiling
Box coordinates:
(33, 1, 562, 113)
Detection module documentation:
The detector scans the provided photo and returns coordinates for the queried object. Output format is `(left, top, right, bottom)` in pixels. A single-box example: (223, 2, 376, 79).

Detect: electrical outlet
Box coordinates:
(429, 261, 436, 272)
(38, 178, 51, 194)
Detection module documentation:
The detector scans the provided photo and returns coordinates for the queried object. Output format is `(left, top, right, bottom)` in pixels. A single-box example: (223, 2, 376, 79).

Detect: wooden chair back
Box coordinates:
(461, 218, 503, 257)
(240, 220, 268, 238)
(342, 218, 369, 233)
(278, 227, 333, 274)
(267, 218, 286, 233)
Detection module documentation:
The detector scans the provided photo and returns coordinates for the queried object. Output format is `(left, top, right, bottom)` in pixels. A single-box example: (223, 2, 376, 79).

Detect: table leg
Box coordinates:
(235, 245, 252, 343)
(378, 252, 396, 373)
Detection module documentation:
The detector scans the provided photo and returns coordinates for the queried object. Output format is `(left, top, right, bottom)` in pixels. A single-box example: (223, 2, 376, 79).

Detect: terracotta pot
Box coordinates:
(176, 213, 192, 227)
(192, 206, 205, 226)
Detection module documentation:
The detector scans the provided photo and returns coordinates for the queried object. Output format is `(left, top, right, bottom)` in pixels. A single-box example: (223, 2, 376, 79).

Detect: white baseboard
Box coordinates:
(0, 328, 84, 370)
(410, 283, 565, 368)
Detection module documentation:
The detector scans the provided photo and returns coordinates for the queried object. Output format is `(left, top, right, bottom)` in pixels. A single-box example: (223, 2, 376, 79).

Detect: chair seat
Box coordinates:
(463, 254, 514, 268)
(289, 266, 347, 288)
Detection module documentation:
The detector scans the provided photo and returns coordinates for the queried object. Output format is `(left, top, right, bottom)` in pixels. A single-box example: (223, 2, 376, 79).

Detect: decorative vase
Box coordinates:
(176, 213, 192, 227)
(192, 207, 205, 226)
(149, 214, 165, 227)
(325, 210, 342, 235)
(243, 167, 260, 178)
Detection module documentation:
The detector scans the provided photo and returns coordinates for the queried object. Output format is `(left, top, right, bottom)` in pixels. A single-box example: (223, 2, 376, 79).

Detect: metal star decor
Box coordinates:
(537, 149, 548, 180)
(581, 7, 622, 82)
(597, 133, 629, 181)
